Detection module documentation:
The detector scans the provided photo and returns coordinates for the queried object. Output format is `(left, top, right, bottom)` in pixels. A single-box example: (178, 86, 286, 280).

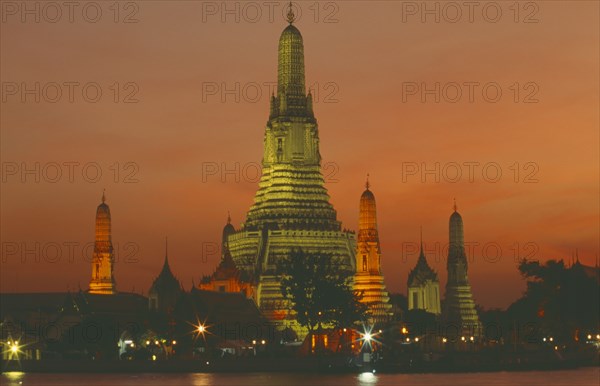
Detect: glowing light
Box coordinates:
(155, 340, 159, 345)
(549, 337, 554, 342)
(401, 327, 408, 334)
(172, 340, 177, 345)
(261, 340, 266, 345)
(406, 337, 410, 342)
(596, 334, 600, 340)
(415, 337, 419, 342)
(442, 338, 447, 343)
(587, 335, 591, 340)
(146, 340, 150, 345)
(461, 336, 466, 341)
(10, 345, 18, 354)
(152, 355, 157, 361)
(252, 340, 257, 345)
(469, 336, 474, 342)
(543, 338, 547, 342)
(364, 333, 372, 342)
(358, 372, 376, 383)
(190, 319, 212, 341)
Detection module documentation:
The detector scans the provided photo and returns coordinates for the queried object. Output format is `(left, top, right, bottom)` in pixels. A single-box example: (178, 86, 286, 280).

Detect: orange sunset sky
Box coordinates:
(1, 1, 598, 310)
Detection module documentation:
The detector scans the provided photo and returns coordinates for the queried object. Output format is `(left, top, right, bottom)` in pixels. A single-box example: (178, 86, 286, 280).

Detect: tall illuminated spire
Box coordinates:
(89, 191, 116, 294)
(358, 176, 379, 247)
(269, 6, 313, 120)
(353, 177, 392, 324)
(228, 17, 356, 335)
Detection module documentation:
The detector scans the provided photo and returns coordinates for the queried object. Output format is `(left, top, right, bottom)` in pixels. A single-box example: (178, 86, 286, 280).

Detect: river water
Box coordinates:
(1, 368, 598, 386)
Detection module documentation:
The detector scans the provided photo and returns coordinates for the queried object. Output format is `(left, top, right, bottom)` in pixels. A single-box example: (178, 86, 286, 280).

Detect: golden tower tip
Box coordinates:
(365, 173, 370, 190)
(286, 1, 295, 24)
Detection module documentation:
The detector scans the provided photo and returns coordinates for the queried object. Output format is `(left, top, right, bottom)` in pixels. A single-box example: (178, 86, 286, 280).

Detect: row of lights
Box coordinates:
(439, 336, 475, 343)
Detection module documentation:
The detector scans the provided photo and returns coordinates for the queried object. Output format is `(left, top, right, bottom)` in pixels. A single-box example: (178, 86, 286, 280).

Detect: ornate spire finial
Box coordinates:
(286, 1, 295, 24)
(453, 198, 457, 212)
(365, 173, 370, 190)
(420, 226, 423, 250)
(102, 189, 106, 203)
(227, 211, 231, 224)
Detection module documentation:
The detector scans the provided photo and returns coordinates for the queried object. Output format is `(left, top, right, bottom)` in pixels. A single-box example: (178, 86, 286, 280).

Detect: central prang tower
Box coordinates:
(227, 9, 356, 334)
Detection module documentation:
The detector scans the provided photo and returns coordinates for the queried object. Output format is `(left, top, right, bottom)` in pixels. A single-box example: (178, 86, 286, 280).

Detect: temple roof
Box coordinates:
(408, 242, 438, 287)
(149, 246, 182, 296)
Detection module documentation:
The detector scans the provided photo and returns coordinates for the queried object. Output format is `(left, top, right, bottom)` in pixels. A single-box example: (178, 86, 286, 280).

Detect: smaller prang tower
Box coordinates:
(89, 191, 116, 294)
(352, 176, 393, 325)
(443, 200, 481, 335)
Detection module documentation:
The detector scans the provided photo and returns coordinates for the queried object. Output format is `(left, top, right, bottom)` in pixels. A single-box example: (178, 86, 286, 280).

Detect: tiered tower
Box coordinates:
(352, 177, 393, 325)
(443, 201, 481, 335)
(89, 191, 116, 294)
(407, 229, 441, 315)
(227, 8, 356, 331)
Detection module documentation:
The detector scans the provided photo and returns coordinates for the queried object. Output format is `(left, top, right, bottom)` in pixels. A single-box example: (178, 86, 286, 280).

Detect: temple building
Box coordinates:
(89, 191, 117, 294)
(443, 201, 481, 335)
(407, 230, 441, 315)
(148, 239, 183, 312)
(199, 215, 253, 298)
(226, 9, 356, 332)
(352, 178, 393, 325)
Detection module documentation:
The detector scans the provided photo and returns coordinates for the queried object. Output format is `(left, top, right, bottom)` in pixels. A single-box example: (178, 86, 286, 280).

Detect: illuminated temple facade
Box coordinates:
(89, 191, 116, 295)
(407, 230, 441, 315)
(226, 12, 355, 331)
(443, 202, 481, 335)
(352, 179, 393, 325)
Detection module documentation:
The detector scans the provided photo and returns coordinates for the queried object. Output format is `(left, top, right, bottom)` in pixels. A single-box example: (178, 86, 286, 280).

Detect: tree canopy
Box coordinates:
(280, 249, 367, 333)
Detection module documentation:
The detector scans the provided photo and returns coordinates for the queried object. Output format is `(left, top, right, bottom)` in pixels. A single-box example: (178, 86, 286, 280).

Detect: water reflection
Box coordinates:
(3, 371, 25, 386)
(1, 369, 598, 386)
(357, 371, 378, 385)
(192, 373, 215, 386)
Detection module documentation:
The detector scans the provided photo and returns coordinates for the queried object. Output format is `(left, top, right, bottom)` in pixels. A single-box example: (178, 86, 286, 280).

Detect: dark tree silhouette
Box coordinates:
(507, 258, 599, 342)
(280, 249, 367, 333)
